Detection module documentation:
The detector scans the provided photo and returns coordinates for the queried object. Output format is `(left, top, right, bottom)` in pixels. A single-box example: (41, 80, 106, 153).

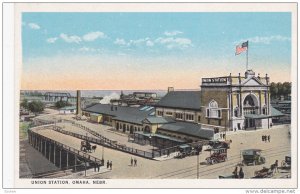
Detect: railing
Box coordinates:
(28, 129, 103, 165)
(31, 118, 210, 159)
(50, 125, 156, 159)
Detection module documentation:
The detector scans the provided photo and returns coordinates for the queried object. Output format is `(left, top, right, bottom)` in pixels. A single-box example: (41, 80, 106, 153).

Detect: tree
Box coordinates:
(55, 100, 71, 109)
(20, 99, 29, 110)
(28, 100, 44, 113)
(270, 82, 278, 99)
(270, 82, 291, 100)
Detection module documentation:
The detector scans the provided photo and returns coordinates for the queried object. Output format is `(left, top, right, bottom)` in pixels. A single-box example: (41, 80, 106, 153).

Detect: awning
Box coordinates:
(244, 114, 271, 119)
(179, 144, 191, 149)
(134, 132, 185, 143)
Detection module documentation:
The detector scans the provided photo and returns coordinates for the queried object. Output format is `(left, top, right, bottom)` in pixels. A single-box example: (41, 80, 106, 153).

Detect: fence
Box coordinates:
(31, 118, 210, 159)
(28, 129, 103, 166)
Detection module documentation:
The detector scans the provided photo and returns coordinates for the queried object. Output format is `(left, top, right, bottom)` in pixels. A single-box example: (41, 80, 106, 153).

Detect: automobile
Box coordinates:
(205, 140, 230, 150)
(242, 149, 266, 166)
(205, 148, 227, 165)
(281, 155, 291, 169)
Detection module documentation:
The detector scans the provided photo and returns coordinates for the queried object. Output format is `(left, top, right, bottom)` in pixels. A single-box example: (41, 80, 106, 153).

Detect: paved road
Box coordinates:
(31, 124, 291, 179)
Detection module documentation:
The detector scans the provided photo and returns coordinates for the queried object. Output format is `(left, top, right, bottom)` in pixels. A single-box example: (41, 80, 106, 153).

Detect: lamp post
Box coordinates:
(149, 134, 154, 158)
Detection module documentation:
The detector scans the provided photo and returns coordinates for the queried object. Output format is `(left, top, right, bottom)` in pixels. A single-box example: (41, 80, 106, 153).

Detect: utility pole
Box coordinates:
(197, 153, 199, 179)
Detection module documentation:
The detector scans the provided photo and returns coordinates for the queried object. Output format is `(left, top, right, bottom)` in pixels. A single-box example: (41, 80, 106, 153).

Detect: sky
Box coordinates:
(21, 12, 291, 90)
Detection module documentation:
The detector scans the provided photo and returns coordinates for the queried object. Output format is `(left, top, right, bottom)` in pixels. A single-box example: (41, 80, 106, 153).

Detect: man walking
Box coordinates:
(268, 135, 271, 142)
(110, 161, 113, 170)
(131, 157, 133, 166)
(106, 160, 109, 169)
(134, 158, 137, 167)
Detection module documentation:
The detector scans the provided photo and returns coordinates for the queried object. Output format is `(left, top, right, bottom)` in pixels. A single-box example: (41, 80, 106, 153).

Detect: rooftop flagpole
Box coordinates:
(246, 41, 249, 71)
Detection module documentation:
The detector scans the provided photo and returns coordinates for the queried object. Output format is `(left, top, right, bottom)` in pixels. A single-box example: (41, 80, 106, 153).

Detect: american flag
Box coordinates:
(235, 41, 248, 55)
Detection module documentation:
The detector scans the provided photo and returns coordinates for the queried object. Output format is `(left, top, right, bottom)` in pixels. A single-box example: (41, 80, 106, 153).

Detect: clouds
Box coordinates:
(82, 31, 106, 41)
(60, 33, 82, 44)
(48, 31, 106, 44)
(155, 37, 192, 49)
(113, 30, 192, 50)
(114, 38, 127, 45)
(23, 22, 41, 30)
(238, 35, 291, 45)
(164, 30, 183, 36)
(46, 37, 58, 44)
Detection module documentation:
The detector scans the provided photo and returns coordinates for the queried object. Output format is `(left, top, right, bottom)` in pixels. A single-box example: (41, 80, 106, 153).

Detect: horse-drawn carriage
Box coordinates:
(205, 148, 227, 165)
(80, 140, 96, 153)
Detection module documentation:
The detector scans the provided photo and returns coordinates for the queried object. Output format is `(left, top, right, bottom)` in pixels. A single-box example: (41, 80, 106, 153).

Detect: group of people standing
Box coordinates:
(232, 166, 244, 179)
(130, 157, 138, 167)
(262, 135, 271, 142)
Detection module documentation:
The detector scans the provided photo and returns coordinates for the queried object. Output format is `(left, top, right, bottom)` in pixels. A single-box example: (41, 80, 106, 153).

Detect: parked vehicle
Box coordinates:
(205, 140, 230, 150)
(281, 156, 291, 169)
(242, 149, 265, 166)
(206, 148, 227, 165)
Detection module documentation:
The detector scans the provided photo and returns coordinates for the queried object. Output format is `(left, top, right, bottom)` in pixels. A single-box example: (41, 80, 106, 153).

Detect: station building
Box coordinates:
(156, 70, 272, 132)
(82, 70, 280, 142)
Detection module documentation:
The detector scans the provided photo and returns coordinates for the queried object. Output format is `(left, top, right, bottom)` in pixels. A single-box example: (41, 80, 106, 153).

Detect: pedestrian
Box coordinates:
(110, 161, 112, 170)
(94, 163, 97, 172)
(239, 167, 244, 179)
(268, 135, 270, 142)
(106, 160, 109, 169)
(264, 135, 267, 143)
(131, 157, 133, 166)
(134, 158, 137, 166)
(274, 160, 279, 173)
(262, 135, 264, 142)
(97, 163, 100, 172)
(232, 166, 238, 178)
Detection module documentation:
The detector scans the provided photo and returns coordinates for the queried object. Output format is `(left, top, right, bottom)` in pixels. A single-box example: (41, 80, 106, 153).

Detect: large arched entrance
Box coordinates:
(144, 125, 151, 133)
(243, 94, 259, 129)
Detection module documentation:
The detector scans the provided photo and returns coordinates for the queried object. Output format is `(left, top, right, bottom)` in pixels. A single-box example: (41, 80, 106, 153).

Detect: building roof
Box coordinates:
(83, 104, 155, 125)
(155, 91, 201, 110)
(143, 116, 174, 124)
(270, 106, 285, 117)
(159, 121, 214, 140)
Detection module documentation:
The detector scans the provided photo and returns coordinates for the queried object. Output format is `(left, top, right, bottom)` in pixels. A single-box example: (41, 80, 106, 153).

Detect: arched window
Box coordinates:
(206, 100, 221, 118)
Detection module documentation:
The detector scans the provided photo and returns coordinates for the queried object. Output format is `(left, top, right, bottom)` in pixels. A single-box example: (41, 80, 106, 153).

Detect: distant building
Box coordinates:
(59, 106, 76, 115)
(83, 104, 213, 142)
(110, 91, 160, 106)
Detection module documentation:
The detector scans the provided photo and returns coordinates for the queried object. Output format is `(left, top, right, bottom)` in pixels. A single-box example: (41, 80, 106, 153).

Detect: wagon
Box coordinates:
(242, 149, 265, 166)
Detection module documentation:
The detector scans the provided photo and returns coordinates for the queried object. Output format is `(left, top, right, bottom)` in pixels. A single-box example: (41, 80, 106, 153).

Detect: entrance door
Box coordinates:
(130, 126, 134, 134)
(123, 124, 126, 133)
(246, 119, 255, 128)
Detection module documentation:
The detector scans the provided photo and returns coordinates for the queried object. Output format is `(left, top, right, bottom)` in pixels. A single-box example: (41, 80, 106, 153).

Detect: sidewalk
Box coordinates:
(60, 167, 111, 179)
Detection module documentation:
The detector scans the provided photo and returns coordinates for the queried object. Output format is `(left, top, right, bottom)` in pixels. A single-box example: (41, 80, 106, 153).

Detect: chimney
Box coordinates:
(168, 87, 174, 93)
(76, 90, 82, 115)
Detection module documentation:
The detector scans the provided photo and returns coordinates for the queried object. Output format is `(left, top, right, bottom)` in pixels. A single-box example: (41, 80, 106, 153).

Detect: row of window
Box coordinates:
(116, 122, 144, 132)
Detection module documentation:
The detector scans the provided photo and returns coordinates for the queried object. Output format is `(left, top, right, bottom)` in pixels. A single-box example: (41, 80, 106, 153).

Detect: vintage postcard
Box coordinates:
(3, 2, 298, 190)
